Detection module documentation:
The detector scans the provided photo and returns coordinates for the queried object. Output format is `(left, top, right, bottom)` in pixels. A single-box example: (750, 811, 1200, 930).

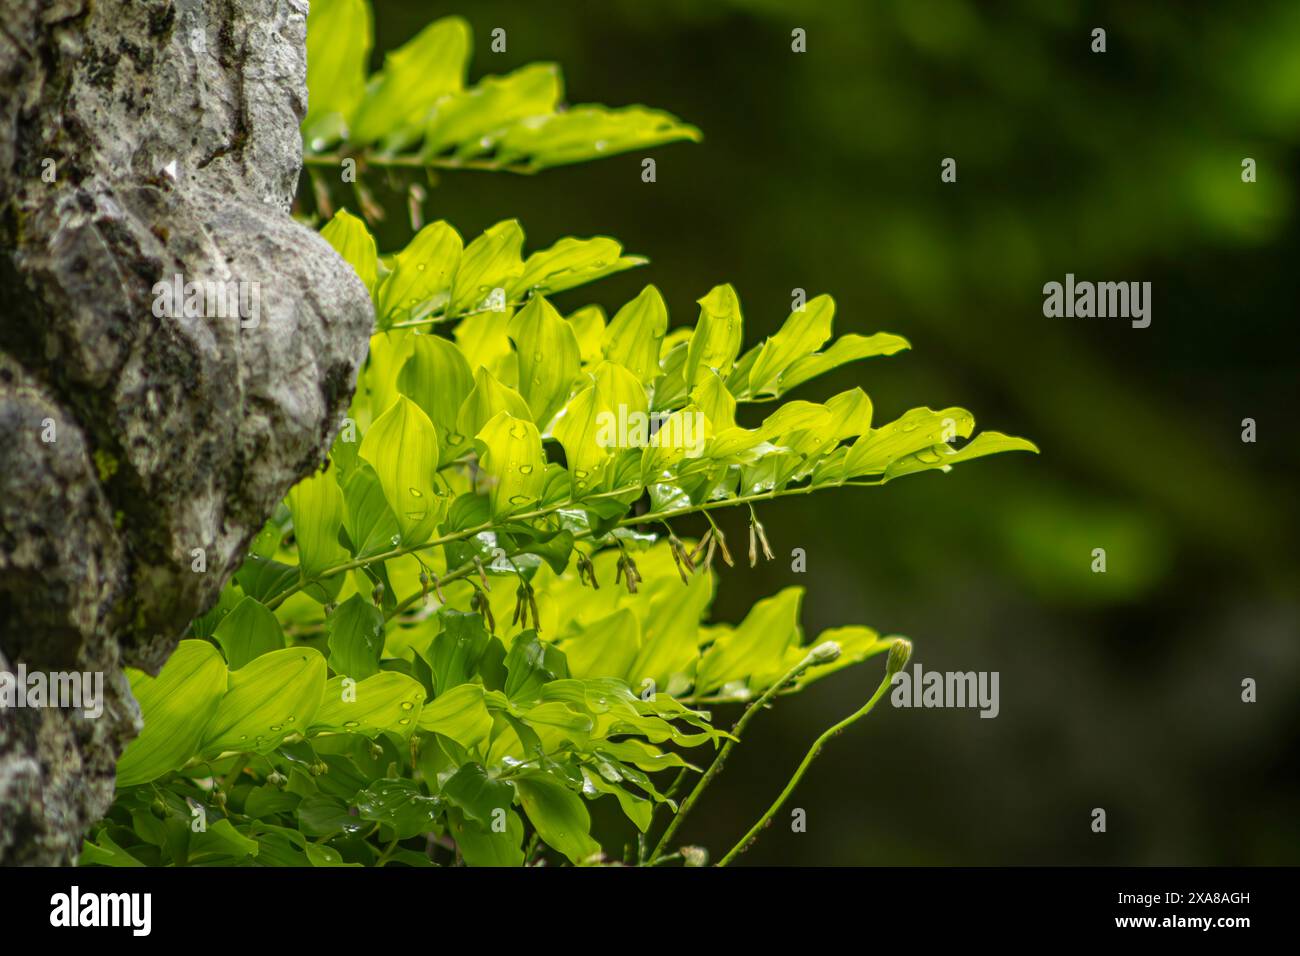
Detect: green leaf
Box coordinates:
(376, 221, 463, 328)
(303, 0, 372, 145)
(494, 105, 702, 170)
(883, 431, 1041, 481)
(746, 294, 835, 396)
(355, 779, 443, 839)
(341, 463, 402, 559)
(447, 807, 524, 867)
(582, 768, 652, 832)
(398, 334, 474, 459)
(287, 470, 350, 602)
(244, 785, 301, 819)
(560, 608, 640, 680)
(691, 369, 736, 430)
(513, 773, 602, 864)
(603, 284, 667, 383)
(212, 596, 285, 670)
(449, 219, 524, 315)
(508, 295, 581, 427)
(596, 739, 697, 774)
(116, 641, 229, 787)
(695, 587, 803, 695)
(510, 236, 644, 299)
(568, 305, 606, 365)
(474, 411, 546, 517)
(514, 527, 575, 575)
(842, 407, 974, 479)
(358, 395, 442, 545)
(79, 831, 145, 867)
(685, 284, 744, 389)
(190, 582, 243, 638)
(552, 362, 646, 494)
(416, 683, 494, 750)
(201, 648, 327, 756)
(423, 609, 492, 694)
(234, 555, 299, 604)
(190, 819, 259, 862)
(457, 366, 534, 438)
(441, 763, 515, 827)
(503, 630, 569, 703)
(349, 16, 471, 146)
(311, 671, 426, 737)
(305, 842, 361, 867)
(297, 794, 358, 838)
(628, 569, 712, 696)
(320, 209, 379, 296)
(424, 63, 560, 159)
(326, 594, 386, 680)
(775, 332, 910, 396)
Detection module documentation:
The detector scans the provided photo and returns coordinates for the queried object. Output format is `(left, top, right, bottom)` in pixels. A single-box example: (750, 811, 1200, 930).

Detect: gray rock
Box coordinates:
(0, 0, 373, 864)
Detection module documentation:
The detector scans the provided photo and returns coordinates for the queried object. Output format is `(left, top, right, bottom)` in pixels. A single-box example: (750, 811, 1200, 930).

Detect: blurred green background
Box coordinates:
(329, 0, 1300, 864)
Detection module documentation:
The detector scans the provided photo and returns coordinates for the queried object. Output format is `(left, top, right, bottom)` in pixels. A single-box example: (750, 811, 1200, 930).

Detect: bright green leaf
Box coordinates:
(116, 641, 229, 787)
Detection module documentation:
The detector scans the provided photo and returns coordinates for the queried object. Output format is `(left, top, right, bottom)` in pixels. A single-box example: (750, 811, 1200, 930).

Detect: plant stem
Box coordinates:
(269, 478, 884, 610)
(523, 831, 541, 864)
(647, 650, 824, 863)
(302, 152, 538, 175)
(374, 836, 400, 867)
(218, 753, 252, 793)
(641, 767, 690, 861)
(716, 663, 896, 867)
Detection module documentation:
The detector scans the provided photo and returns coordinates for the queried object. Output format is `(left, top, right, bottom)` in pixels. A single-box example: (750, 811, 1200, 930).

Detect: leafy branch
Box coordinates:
(301, 3, 700, 197)
(87, 5, 1036, 867)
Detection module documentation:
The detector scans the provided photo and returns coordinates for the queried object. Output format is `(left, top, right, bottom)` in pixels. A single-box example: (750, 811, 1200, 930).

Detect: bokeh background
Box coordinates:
(327, 0, 1300, 864)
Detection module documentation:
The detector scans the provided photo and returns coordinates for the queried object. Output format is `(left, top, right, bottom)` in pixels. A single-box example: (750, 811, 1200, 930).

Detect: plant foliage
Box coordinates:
(302, 1, 700, 173)
(84, 6, 1035, 868)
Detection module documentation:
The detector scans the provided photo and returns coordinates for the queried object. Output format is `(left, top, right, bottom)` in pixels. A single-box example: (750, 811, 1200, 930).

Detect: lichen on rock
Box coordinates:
(0, 0, 372, 864)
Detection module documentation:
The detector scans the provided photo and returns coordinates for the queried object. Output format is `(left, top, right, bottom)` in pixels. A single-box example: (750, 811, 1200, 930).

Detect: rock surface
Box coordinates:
(0, 0, 372, 864)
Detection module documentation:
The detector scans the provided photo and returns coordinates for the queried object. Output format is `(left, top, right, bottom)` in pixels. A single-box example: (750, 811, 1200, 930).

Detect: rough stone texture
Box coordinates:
(0, 0, 373, 863)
